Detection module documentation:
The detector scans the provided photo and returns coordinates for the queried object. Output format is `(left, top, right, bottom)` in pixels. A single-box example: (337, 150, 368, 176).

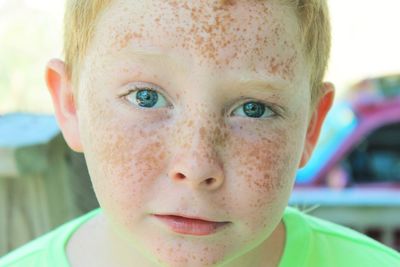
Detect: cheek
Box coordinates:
(78, 95, 169, 219)
(223, 125, 300, 228)
(230, 128, 296, 194)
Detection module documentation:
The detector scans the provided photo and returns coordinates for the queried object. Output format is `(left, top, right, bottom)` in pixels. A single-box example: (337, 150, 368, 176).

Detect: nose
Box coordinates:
(167, 127, 225, 191)
(168, 152, 225, 191)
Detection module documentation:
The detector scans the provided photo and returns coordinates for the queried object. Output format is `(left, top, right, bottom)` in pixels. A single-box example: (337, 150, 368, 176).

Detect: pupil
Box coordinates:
(243, 102, 265, 118)
(136, 89, 158, 108)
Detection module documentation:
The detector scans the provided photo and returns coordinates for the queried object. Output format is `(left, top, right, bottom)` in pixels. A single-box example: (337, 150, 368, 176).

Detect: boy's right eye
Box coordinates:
(125, 86, 170, 109)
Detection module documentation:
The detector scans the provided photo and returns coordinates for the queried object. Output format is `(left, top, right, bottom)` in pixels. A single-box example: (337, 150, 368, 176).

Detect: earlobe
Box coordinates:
(45, 59, 83, 152)
(299, 82, 335, 168)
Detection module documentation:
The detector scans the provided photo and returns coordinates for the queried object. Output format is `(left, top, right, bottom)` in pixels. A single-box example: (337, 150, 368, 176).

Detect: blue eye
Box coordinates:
(232, 101, 276, 119)
(125, 87, 169, 109)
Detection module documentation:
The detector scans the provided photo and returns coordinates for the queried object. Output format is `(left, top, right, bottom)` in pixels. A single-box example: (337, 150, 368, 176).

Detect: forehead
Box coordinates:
(90, 0, 305, 82)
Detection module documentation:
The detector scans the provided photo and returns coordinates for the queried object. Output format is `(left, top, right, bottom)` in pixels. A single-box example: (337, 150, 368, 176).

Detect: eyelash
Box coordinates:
(122, 85, 280, 119)
(229, 97, 278, 119)
(124, 85, 172, 109)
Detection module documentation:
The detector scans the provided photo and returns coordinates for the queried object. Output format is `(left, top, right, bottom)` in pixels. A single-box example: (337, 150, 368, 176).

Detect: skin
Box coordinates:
(46, 0, 334, 266)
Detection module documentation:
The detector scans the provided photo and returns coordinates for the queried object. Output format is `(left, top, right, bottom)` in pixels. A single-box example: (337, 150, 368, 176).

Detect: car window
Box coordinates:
(344, 122, 400, 184)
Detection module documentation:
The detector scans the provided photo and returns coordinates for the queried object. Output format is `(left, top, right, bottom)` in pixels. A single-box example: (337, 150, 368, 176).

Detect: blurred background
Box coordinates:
(0, 0, 400, 256)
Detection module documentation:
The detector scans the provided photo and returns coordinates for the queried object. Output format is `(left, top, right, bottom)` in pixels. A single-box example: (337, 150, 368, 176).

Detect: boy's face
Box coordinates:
(47, 0, 333, 266)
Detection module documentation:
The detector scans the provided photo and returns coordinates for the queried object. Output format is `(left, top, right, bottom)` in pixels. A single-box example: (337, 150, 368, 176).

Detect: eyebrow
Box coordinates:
(125, 48, 291, 91)
(127, 47, 165, 58)
(126, 48, 189, 74)
(236, 75, 291, 112)
(236, 76, 290, 92)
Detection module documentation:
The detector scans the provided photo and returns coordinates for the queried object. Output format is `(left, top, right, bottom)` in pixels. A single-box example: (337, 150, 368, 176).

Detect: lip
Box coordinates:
(153, 214, 231, 236)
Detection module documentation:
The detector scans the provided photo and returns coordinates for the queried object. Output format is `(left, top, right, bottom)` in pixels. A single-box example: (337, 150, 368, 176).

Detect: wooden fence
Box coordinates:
(0, 131, 98, 256)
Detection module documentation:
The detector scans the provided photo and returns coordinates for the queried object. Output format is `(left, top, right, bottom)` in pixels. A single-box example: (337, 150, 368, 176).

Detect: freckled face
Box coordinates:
(77, 0, 311, 266)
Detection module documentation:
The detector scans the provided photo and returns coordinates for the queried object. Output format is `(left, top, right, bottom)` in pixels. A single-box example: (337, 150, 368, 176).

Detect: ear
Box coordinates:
(299, 82, 335, 168)
(45, 59, 83, 152)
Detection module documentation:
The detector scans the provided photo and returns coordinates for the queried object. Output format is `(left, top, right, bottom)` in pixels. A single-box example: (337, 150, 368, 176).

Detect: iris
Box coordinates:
(136, 89, 159, 108)
(242, 102, 266, 118)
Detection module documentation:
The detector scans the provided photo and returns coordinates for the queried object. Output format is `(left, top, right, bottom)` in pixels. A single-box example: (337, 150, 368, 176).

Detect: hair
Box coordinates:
(63, 0, 331, 103)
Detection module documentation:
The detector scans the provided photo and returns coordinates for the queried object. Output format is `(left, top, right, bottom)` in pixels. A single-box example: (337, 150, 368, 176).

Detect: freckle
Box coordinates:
(159, 152, 166, 160)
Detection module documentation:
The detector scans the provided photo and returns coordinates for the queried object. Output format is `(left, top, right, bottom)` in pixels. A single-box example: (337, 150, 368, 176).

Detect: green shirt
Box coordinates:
(1, 207, 399, 267)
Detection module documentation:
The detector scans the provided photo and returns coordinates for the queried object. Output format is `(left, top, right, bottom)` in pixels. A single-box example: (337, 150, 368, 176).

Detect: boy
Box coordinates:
(1, 0, 400, 266)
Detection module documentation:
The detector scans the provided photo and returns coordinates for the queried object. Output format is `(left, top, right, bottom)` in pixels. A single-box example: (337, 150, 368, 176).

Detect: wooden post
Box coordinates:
(0, 114, 98, 256)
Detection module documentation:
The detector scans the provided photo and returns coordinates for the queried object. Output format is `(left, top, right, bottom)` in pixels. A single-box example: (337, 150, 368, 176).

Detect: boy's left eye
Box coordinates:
(125, 87, 169, 109)
(232, 101, 276, 119)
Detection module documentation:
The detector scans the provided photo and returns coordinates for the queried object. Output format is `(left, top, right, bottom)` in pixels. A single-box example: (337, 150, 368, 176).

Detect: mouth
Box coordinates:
(153, 214, 231, 236)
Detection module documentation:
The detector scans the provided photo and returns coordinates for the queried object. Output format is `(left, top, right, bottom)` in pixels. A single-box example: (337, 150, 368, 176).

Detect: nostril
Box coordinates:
(176, 173, 185, 180)
(205, 178, 214, 185)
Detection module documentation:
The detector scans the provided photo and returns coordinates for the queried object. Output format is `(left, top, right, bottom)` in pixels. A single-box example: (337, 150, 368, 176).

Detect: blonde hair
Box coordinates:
(294, 0, 331, 103)
(64, 0, 330, 102)
(64, 0, 112, 87)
